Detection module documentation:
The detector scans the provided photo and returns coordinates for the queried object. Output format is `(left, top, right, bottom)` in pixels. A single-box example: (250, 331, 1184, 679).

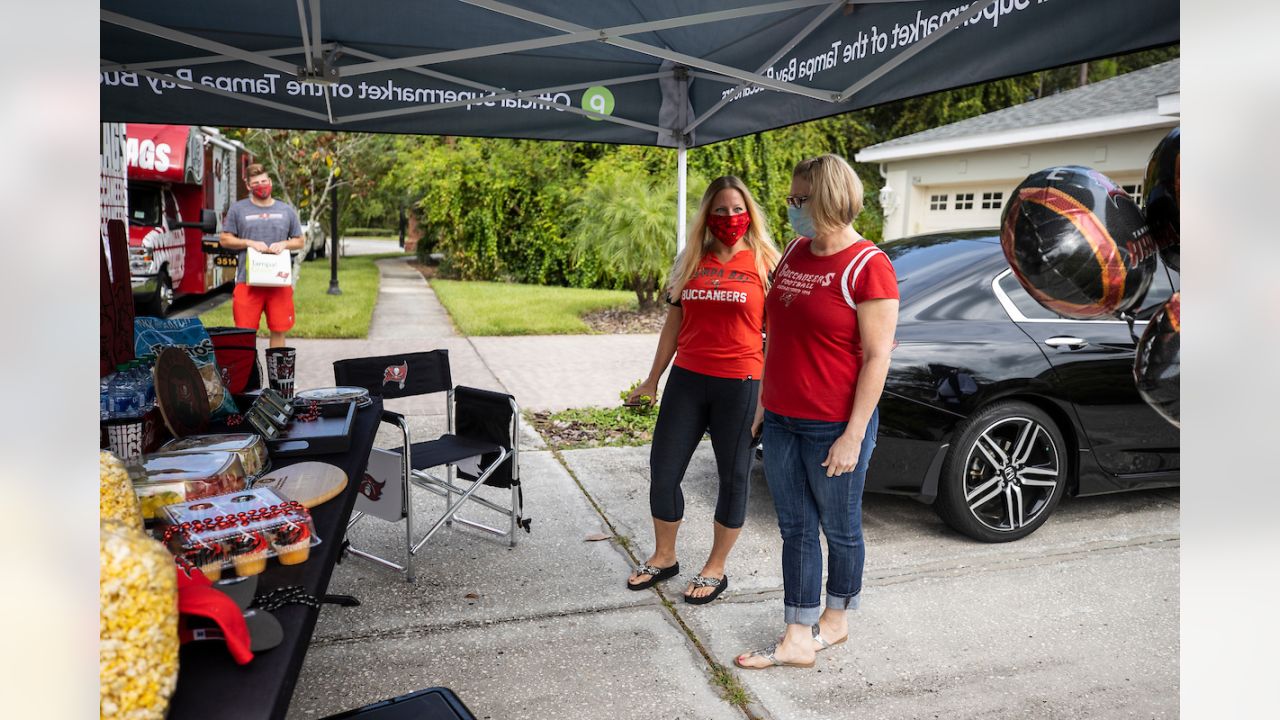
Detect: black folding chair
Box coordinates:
(333, 350, 528, 582)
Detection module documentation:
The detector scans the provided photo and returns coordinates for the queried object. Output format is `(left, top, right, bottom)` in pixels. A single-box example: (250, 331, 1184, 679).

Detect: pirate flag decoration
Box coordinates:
(1001, 166, 1157, 320)
(1133, 292, 1180, 428)
(1144, 127, 1180, 272)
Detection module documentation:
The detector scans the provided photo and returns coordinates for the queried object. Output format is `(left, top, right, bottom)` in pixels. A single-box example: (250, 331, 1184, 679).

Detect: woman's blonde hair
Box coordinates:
(793, 153, 863, 237)
(668, 176, 780, 296)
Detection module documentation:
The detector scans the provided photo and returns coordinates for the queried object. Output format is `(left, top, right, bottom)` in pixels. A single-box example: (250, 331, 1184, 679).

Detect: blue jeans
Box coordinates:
(763, 408, 878, 626)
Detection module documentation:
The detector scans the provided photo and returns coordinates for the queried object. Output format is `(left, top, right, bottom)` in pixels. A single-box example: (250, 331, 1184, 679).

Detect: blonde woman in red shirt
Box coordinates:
(626, 176, 780, 604)
(736, 154, 899, 669)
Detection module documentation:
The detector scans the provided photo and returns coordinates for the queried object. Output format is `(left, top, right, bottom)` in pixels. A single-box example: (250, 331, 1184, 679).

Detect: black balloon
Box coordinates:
(1133, 292, 1179, 428)
(1001, 165, 1157, 320)
(1143, 127, 1180, 271)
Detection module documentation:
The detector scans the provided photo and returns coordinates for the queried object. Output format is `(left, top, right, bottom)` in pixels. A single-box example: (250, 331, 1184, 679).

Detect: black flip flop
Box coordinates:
(684, 574, 728, 605)
(627, 561, 679, 591)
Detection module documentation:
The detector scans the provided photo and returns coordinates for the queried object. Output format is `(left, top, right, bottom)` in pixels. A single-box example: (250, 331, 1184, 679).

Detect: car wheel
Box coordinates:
(315, 236, 326, 259)
(934, 400, 1068, 542)
(146, 270, 174, 317)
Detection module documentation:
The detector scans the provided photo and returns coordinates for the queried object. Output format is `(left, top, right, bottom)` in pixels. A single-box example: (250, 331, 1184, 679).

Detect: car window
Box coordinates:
(997, 257, 1179, 322)
(997, 272, 1061, 320)
(1133, 261, 1177, 321)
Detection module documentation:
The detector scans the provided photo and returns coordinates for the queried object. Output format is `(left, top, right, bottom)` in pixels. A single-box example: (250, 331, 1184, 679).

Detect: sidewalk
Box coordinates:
(283, 258, 1178, 720)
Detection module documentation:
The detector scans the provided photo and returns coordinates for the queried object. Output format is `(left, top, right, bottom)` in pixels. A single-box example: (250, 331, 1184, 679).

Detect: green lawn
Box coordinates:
(430, 279, 636, 335)
(199, 253, 408, 338)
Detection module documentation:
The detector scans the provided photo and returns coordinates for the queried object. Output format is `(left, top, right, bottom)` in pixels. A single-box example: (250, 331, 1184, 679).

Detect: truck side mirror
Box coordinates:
(175, 209, 219, 234)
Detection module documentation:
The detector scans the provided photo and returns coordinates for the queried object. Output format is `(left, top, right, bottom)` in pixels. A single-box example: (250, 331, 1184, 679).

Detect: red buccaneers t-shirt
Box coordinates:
(673, 249, 767, 380)
(763, 238, 899, 421)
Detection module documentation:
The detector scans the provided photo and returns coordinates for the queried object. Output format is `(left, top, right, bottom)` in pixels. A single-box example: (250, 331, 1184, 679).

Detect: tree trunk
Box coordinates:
(634, 275, 657, 311)
(1077, 62, 1089, 87)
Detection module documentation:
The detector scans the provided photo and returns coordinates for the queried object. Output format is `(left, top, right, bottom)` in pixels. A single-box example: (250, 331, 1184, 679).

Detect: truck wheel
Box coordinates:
(315, 237, 326, 259)
(146, 270, 173, 317)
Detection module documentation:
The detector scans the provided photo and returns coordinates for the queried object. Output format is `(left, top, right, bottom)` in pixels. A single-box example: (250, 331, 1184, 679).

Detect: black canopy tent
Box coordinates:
(102, 0, 1178, 252)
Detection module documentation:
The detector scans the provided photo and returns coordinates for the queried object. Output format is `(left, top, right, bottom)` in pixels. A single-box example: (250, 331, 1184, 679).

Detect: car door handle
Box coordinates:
(1044, 336, 1088, 349)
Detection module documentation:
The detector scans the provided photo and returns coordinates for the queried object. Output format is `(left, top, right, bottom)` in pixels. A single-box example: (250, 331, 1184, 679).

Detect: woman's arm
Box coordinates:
(821, 298, 899, 477)
(627, 304, 683, 404)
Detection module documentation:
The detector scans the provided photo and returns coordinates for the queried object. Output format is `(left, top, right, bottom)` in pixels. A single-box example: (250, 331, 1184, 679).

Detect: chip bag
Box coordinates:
(134, 317, 238, 418)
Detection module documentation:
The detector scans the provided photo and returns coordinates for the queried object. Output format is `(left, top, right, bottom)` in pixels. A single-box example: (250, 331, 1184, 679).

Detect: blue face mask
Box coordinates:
(787, 204, 817, 239)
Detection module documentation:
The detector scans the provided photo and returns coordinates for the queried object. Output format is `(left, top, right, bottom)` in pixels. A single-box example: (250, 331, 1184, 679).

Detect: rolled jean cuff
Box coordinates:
(826, 590, 861, 612)
(783, 603, 822, 626)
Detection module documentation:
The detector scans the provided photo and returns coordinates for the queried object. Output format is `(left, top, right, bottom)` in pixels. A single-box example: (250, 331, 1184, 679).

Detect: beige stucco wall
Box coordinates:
(879, 125, 1177, 240)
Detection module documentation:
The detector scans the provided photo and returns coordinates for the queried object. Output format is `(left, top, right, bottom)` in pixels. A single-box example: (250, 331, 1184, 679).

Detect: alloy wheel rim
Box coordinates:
(961, 416, 1061, 533)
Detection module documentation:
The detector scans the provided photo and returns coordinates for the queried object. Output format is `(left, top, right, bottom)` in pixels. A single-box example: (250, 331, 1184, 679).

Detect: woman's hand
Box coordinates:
(821, 430, 863, 477)
(627, 379, 658, 406)
(750, 405, 765, 441)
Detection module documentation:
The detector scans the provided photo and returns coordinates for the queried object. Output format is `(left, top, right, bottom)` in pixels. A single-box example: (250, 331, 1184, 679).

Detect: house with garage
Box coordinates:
(857, 60, 1180, 241)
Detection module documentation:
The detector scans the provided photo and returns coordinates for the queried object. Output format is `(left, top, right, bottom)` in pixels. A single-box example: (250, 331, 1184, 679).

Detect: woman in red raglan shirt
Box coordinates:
(625, 176, 780, 605)
(736, 154, 899, 669)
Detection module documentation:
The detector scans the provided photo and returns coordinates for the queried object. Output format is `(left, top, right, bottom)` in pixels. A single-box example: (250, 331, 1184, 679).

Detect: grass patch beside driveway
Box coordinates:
(198, 253, 406, 338)
(431, 279, 635, 335)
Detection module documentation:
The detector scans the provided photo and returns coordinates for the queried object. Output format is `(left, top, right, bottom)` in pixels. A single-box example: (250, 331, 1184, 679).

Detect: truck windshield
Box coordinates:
(128, 185, 163, 226)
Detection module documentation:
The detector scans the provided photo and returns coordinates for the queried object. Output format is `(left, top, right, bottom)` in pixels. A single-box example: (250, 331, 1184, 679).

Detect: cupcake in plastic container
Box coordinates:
(271, 522, 312, 565)
(183, 540, 227, 581)
(228, 531, 268, 576)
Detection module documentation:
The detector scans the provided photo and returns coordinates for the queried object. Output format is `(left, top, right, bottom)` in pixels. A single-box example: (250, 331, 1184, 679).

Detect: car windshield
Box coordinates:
(881, 233, 1002, 303)
(129, 185, 163, 226)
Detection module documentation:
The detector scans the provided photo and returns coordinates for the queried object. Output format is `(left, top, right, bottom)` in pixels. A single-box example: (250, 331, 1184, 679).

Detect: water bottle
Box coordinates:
(108, 363, 134, 417)
(100, 370, 114, 420)
(129, 360, 149, 414)
(139, 355, 156, 409)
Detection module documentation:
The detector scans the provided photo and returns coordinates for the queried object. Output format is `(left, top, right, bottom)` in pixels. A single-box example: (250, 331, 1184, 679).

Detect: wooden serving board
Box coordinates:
(252, 462, 348, 508)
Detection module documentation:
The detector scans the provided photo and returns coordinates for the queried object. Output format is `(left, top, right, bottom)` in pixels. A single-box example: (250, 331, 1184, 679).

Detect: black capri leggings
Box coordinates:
(650, 365, 760, 529)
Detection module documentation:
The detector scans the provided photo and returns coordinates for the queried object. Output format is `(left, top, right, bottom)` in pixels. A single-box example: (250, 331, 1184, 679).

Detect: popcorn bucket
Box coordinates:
(264, 347, 297, 399)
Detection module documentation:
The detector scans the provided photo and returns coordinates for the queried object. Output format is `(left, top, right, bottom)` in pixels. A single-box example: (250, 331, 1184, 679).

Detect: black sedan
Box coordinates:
(862, 230, 1179, 542)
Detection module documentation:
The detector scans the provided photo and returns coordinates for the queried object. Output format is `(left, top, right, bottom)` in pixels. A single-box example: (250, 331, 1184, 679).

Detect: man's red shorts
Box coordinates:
(232, 284, 295, 333)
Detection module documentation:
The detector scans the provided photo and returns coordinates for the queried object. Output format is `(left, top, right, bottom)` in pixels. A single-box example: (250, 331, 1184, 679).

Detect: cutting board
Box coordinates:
(252, 462, 348, 508)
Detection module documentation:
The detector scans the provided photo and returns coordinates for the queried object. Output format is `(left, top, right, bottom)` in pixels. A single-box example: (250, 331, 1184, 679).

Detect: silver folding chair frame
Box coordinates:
(344, 390, 522, 583)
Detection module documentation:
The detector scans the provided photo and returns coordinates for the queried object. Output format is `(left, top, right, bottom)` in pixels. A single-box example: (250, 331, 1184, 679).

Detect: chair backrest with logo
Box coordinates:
(332, 350, 452, 399)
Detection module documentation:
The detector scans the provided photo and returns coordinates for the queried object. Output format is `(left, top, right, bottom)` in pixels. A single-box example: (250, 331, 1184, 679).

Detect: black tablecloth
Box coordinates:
(167, 398, 383, 720)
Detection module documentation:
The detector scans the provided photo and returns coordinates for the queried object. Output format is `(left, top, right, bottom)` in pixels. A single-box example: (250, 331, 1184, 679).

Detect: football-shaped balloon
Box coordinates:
(1133, 292, 1179, 428)
(1001, 166, 1157, 320)
(1143, 127, 1180, 271)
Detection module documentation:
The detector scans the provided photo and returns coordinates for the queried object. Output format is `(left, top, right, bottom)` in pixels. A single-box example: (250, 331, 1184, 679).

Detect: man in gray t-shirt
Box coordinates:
(219, 163, 304, 348)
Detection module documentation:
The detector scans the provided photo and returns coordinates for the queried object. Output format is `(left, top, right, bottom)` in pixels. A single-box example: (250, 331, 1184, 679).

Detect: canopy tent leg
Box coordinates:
(676, 140, 687, 256)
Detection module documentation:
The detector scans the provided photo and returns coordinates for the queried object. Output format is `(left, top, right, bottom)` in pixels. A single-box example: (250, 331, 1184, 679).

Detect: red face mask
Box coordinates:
(250, 180, 272, 200)
(707, 212, 751, 246)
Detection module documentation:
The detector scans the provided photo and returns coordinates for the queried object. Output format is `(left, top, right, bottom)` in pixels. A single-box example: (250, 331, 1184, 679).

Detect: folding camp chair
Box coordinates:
(333, 350, 528, 582)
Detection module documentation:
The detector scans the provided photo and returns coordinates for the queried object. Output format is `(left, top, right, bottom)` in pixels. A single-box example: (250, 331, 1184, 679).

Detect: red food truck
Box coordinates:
(126, 124, 251, 316)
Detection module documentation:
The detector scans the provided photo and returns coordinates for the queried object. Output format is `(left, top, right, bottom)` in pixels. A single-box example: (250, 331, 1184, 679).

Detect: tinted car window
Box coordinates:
(997, 272, 1059, 320)
(882, 234, 1007, 322)
(996, 258, 1178, 322)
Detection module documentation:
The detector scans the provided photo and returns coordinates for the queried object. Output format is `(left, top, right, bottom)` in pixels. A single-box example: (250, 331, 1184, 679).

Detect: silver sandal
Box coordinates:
(811, 623, 849, 652)
(734, 643, 816, 669)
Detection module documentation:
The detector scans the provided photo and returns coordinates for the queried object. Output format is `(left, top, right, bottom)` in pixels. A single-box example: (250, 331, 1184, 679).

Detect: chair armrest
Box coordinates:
(382, 408, 407, 426)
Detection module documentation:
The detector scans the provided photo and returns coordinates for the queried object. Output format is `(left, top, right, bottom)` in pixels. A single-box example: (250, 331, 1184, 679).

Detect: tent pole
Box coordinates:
(676, 139, 687, 257)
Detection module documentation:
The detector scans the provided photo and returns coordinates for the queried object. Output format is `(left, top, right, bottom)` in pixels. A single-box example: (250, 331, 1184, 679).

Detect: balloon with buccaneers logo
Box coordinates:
(1001, 166, 1157, 320)
(1133, 292, 1180, 428)
(1143, 127, 1180, 272)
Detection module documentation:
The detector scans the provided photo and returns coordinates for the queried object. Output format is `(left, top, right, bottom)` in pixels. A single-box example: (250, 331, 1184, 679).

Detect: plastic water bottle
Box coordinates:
(139, 355, 156, 409)
(108, 363, 134, 418)
(100, 371, 114, 420)
(129, 360, 149, 413)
